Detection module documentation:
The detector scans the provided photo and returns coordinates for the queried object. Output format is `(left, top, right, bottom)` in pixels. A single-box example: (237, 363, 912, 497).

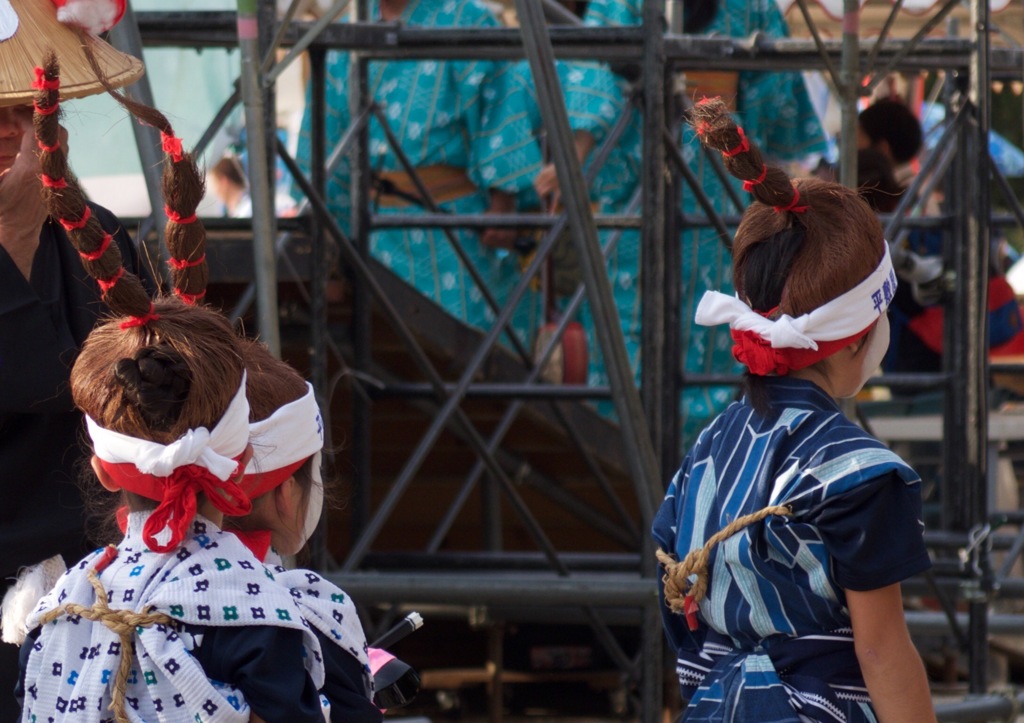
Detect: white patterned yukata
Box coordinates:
(19, 514, 349, 723)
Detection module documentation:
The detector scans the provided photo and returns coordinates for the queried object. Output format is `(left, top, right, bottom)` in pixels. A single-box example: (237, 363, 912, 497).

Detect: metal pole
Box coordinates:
(640, 0, 666, 478)
(512, 0, 661, 524)
(237, 0, 280, 355)
(838, 0, 859, 190)
(639, 1, 666, 720)
(965, 0, 992, 695)
(307, 46, 330, 571)
(351, 0, 373, 543)
(514, 0, 662, 714)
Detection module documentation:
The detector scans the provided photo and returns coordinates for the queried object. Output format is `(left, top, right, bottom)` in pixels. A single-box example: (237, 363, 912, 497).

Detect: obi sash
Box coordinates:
(678, 628, 870, 723)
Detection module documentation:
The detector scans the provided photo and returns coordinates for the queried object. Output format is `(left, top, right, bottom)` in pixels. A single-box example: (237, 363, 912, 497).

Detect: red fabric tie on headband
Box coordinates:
(229, 458, 309, 559)
(99, 456, 252, 553)
(731, 325, 874, 376)
(242, 458, 307, 502)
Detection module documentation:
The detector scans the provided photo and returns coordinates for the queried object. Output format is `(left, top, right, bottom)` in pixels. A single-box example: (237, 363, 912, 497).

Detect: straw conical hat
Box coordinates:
(0, 0, 143, 107)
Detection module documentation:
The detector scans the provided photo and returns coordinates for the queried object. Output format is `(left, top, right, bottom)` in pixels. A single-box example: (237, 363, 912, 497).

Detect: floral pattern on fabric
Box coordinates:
(22, 515, 327, 722)
(295, 0, 542, 347)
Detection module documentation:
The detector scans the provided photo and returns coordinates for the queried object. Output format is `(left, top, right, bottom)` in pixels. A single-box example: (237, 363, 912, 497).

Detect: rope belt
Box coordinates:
(657, 504, 793, 631)
(39, 550, 175, 723)
(375, 164, 478, 208)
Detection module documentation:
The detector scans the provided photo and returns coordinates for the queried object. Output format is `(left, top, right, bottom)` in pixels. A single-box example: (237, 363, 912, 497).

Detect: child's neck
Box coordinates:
(790, 366, 839, 398)
(196, 497, 225, 528)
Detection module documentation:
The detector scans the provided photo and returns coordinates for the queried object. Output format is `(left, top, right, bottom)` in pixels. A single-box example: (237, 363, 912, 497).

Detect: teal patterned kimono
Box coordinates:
(295, 0, 542, 348)
(551, 0, 827, 440)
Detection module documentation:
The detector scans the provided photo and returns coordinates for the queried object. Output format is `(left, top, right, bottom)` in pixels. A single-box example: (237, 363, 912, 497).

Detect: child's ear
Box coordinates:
(273, 478, 300, 523)
(91, 456, 119, 492)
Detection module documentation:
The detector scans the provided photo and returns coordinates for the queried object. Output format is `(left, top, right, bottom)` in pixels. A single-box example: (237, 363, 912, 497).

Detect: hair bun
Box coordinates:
(114, 346, 191, 431)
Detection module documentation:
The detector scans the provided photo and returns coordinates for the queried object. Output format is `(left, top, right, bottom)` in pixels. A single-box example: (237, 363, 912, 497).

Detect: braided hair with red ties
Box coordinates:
(692, 96, 807, 214)
(33, 53, 155, 328)
(78, 43, 209, 305)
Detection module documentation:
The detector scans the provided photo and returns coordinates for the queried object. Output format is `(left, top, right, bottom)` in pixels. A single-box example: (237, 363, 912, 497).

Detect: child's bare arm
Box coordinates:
(847, 583, 936, 722)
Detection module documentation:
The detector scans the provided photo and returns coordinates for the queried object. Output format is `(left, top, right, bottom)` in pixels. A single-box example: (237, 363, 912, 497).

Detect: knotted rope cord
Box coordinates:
(657, 505, 793, 617)
(38, 555, 175, 723)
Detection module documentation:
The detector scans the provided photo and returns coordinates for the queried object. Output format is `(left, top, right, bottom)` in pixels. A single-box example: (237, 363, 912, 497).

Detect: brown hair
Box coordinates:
(856, 147, 903, 214)
(34, 54, 152, 321)
(34, 51, 243, 440)
(691, 97, 884, 318)
(226, 339, 326, 545)
(71, 302, 245, 443)
(76, 47, 210, 304)
(690, 98, 885, 411)
(242, 339, 310, 423)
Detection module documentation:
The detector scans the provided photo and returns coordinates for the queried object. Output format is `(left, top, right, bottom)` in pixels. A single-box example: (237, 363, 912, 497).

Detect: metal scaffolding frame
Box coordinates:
(118, 1, 1024, 719)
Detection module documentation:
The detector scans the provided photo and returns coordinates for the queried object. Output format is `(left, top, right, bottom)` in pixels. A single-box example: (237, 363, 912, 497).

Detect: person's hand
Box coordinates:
(531, 131, 594, 212)
(480, 189, 518, 250)
(533, 162, 560, 206)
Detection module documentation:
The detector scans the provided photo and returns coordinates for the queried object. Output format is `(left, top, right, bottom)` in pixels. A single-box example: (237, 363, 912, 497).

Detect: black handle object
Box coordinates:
(371, 611, 424, 650)
(373, 656, 421, 709)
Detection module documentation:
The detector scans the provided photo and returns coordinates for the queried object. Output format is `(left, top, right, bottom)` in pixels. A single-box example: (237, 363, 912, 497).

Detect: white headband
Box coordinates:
(245, 382, 324, 477)
(86, 372, 250, 482)
(695, 243, 896, 350)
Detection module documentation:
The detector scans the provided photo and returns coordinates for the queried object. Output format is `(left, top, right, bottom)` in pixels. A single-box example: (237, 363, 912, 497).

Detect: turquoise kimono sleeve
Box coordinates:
(583, 0, 642, 27)
(294, 50, 354, 231)
(461, 59, 542, 196)
(559, 60, 628, 146)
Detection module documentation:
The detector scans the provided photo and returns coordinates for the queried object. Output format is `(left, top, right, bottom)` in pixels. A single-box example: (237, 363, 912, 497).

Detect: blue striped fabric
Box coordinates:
(653, 377, 928, 721)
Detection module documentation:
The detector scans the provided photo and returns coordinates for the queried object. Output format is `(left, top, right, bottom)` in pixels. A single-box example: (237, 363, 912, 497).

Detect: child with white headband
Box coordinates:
(15, 56, 330, 722)
(652, 97, 935, 722)
(227, 338, 382, 723)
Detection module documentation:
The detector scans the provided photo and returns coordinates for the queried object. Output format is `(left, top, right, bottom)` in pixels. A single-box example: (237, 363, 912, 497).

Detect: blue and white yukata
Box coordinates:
(294, 0, 542, 348)
(652, 377, 931, 721)
(19, 514, 369, 722)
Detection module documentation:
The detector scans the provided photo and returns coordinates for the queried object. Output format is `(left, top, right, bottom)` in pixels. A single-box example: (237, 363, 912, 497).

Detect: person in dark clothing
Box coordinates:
(0, 5, 144, 716)
(0, 103, 151, 723)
